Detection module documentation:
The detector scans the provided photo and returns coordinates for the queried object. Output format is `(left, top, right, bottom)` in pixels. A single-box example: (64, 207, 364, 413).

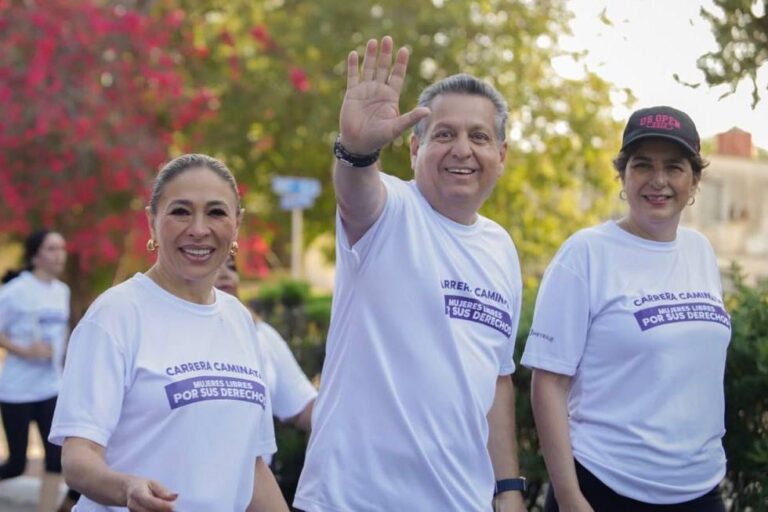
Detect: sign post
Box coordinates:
(271, 176, 322, 279)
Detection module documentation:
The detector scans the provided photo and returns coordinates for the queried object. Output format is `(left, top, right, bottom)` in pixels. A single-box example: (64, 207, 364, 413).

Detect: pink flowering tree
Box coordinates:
(0, 0, 214, 310)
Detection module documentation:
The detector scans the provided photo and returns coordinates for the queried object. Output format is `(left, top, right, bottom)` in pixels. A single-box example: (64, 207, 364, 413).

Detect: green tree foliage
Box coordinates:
(697, 0, 768, 107)
(168, 0, 622, 276)
(722, 266, 768, 510)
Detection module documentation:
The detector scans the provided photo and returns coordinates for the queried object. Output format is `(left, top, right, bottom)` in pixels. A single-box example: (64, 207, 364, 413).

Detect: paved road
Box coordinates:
(0, 473, 65, 512)
(0, 427, 67, 512)
(0, 467, 68, 511)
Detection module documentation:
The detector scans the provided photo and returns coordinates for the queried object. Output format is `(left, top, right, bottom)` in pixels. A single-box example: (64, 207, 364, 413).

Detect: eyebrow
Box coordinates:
(167, 199, 231, 209)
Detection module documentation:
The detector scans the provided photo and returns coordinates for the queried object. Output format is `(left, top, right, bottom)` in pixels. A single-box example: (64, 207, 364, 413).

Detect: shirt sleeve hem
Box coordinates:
(48, 424, 110, 447)
(519, 355, 577, 376)
(254, 439, 278, 456)
(499, 363, 516, 376)
(273, 389, 317, 422)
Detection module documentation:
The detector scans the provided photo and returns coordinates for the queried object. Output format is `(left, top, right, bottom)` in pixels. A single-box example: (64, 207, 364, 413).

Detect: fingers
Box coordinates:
(391, 107, 431, 139)
(356, 36, 407, 87)
(346, 51, 359, 90)
(386, 46, 410, 93)
(148, 480, 178, 502)
(375, 35, 393, 83)
(128, 495, 175, 512)
(361, 38, 377, 81)
(127, 480, 177, 512)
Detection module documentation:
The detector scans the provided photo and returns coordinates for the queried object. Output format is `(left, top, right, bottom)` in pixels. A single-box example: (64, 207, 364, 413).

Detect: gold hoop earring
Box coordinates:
(687, 196, 696, 206)
(229, 241, 239, 256)
(619, 190, 627, 201)
(146, 239, 158, 252)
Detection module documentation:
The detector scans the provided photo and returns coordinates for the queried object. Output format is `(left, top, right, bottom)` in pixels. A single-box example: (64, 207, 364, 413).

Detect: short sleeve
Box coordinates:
(49, 319, 127, 446)
(520, 260, 591, 376)
(0, 284, 16, 333)
(336, 173, 407, 271)
(259, 323, 317, 421)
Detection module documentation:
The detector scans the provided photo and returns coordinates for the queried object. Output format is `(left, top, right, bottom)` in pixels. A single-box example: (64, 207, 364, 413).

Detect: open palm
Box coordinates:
(339, 36, 429, 155)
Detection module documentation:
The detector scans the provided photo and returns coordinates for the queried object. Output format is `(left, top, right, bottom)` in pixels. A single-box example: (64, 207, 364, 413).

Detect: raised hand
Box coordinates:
(339, 36, 430, 155)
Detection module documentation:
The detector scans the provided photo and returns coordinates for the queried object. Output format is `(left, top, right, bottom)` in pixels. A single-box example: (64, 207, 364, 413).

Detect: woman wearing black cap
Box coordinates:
(521, 106, 729, 511)
(0, 229, 69, 512)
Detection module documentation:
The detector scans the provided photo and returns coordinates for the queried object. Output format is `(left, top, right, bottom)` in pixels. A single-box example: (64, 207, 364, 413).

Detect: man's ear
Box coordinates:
(409, 134, 421, 171)
(497, 141, 508, 175)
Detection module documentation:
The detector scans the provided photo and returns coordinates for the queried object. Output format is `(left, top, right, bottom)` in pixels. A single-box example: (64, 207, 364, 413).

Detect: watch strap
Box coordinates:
(494, 477, 527, 496)
(333, 135, 380, 168)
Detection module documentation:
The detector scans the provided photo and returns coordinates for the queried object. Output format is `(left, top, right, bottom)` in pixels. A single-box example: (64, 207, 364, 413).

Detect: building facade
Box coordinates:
(683, 128, 768, 283)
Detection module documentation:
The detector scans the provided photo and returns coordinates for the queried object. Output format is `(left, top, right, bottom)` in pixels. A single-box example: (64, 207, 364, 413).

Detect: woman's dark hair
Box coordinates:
(613, 140, 709, 179)
(1, 270, 20, 284)
(1, 229, 53, 283)
(23, 229, 53, 271)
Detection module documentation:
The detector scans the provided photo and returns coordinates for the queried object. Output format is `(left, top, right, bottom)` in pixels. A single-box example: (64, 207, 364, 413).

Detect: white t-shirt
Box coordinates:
(258, 321, 316, 422)
(521, 221, 730, 504)
(257, 321, 316, 465)
(50, 273, 276, 512)
(295, 174, 523, 512)
(0, 271, 69, 403)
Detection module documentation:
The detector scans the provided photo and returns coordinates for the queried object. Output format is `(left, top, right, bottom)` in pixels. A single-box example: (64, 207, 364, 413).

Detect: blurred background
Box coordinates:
(0, 0, 766, 510)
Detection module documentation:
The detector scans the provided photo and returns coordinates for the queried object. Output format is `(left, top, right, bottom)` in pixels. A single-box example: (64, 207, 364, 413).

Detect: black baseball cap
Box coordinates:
(620, 106, 700, 156)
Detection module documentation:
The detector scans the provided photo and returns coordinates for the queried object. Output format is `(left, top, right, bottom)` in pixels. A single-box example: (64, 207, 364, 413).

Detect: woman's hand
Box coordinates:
(24, 340, 52, 360)
(124, 477, 178, 512)
(62, 437, 178, 511)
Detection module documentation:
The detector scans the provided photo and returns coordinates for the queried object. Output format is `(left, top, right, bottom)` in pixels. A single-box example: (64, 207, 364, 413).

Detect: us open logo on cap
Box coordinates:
(639, 114, 681, 131)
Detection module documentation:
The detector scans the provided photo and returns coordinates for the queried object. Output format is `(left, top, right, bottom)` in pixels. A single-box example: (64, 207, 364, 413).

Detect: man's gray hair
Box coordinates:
(412, 73, 508, 143)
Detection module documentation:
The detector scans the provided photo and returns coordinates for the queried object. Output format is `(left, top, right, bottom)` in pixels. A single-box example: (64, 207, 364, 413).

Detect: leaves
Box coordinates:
(697, 0, 768, 107)
(0, 0, 211, 277)
(170, 0, 624, 276)
(722, 264, 768, 509)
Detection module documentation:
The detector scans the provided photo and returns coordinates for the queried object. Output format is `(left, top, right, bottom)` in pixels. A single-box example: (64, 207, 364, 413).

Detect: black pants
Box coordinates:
(0, 396, 62, 477)
(545, 459, 725, 512)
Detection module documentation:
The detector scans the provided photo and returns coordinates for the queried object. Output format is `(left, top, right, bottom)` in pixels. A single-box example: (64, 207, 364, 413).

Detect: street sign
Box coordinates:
(272, 176, 321, 198)
(270, 176, 323, 279)
(280, 193, 317, 211)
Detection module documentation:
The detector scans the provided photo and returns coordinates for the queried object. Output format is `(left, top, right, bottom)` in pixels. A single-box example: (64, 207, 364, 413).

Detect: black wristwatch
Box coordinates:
(494, 477, 527, 496)
(333, 135, 380, 168)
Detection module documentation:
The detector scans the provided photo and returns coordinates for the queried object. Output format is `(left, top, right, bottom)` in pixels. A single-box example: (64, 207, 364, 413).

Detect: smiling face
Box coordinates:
(621, 138, 700, 240)
(410, 93, 506, 224)
(147, 166, 241, 298)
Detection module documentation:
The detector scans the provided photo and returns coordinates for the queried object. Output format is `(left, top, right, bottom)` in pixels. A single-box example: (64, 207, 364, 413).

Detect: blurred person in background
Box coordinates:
(49, 154, 288, 511)
(215, 255, 316, 458)
(0, 229, 70, 512)
(523, 106, 729, 512)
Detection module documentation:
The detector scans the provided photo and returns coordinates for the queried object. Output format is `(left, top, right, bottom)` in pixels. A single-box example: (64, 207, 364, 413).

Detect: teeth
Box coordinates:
(183, 248, 212, 256)
(446, 168, 475, 175)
